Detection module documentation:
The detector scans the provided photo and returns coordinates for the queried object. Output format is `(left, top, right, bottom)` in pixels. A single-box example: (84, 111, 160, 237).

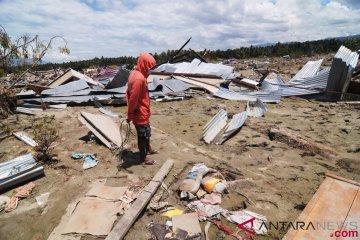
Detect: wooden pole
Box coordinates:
(105, 159, 174, 240)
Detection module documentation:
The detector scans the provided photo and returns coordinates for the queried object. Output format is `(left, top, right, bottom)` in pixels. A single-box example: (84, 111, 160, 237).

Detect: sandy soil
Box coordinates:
(0, 56, 359, 240)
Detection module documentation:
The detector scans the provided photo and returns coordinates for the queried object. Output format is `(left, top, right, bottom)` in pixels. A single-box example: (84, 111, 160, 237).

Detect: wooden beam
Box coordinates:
(105, 159, 174, 240)
(325, 172, 360, 187)
(172, 76, 219, 94)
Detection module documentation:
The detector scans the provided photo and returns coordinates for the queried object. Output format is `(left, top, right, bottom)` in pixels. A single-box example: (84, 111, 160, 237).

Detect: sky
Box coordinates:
(0, 0, 359, 63)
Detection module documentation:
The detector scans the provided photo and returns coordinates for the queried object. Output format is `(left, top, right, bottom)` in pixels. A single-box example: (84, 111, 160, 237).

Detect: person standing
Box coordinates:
(126, 53, 158, 165)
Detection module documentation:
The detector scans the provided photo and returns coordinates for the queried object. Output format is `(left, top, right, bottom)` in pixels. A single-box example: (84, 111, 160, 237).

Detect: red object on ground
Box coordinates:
(126, 53, 156, 126)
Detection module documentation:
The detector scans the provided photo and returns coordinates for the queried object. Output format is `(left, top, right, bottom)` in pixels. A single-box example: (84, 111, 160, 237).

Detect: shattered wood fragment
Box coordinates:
(268, 127, 338, 158)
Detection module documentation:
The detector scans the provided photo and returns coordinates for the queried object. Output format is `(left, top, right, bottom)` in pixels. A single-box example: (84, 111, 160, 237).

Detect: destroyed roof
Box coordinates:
(47, 68, 101, 88)
(214, 87, 282, 103)
(289, 59, 323, 82)
(42, 78, 89, 95)
(148, 78, 190, 94)
(326, 45, 359, 98)
(152, 58, 235, 79)
(202, 109, 248, 144)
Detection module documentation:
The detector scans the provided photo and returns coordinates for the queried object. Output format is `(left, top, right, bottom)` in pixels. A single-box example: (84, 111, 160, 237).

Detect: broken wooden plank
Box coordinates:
(283, 175, 360, 239)
(78, 115, 113, 148)
(105, 159, 174, 240)
(325, 172, 360, 187)
(80, 112, 122, 147)
(231, 78, 259, 90)
(337, 190, 360, 240)
(268, 127, 338, 159)
(13, 131, 38, 147)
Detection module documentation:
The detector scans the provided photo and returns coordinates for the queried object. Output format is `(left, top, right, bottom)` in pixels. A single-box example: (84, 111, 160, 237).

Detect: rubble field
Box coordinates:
(0, 52, 359, 240)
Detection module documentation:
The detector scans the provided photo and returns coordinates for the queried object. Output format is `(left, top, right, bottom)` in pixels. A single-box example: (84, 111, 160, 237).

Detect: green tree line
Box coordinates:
(32, 36, 360, 72)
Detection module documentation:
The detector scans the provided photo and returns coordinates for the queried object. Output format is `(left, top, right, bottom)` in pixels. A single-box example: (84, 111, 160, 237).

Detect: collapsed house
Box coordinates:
(15, 68, 129, 111)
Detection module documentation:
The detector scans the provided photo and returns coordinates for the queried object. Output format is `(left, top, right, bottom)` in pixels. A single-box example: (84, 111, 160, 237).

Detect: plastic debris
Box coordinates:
(36, 192, 50, 208)
(161, 209, 184, 218)
(179, 163, 216, 198)
(200, 193, 222, 205)
(187, 201, 224, 219)
(71, 153, 98, 170)
(83, 155, 98, 170)
(202, 173, 228, 194)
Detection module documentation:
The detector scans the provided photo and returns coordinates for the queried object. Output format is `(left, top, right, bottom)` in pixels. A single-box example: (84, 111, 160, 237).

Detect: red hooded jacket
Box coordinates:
(126, 53, 156, 126)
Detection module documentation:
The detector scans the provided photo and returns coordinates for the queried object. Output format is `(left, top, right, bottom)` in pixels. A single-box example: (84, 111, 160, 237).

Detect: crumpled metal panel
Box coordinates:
(261, 77, 284, 92)
(214, 87, 281, 103)
(148, 78, 189, 94)
(42, 78, 89, 95)
(203, 109, 228, 144)
(0, 153, 36, 181)
(334, 45, 359, 68)
(289, 59, 323, 83)
(220, 111, 248, 144)
(246, 99, 268, 118)
(24, 94, 125, 104)
(280, 68, 330, 96)
(154, 59, 234, 79)
(326, 45, 359, 94)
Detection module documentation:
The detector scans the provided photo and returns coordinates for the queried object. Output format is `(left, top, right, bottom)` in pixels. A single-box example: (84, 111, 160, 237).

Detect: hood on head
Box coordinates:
(135, 52, 156, 78)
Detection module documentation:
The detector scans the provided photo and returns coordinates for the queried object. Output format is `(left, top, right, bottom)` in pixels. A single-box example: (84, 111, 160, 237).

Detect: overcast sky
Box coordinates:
(0, 0, 359, 63)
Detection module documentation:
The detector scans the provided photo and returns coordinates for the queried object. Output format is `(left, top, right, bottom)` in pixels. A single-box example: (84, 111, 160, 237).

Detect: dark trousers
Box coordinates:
(135, 125, 151, 162)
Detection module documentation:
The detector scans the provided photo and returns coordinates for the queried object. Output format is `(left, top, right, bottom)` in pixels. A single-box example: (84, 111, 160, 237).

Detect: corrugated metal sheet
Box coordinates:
(279, 68, 330, 96)
(214, 87, 281, 103)
(154, 59, 234, 79)
(220, 111, 248, 144)
(0, 153, 36, 181)
(202, 109, 228, 144)
(246, 99, 268, 117)
(261, 77, 284, 92)
(24, 94, 125, 104)
(42, 78, 89, 95)
(334, 45, 359, 68)
(289, 59, 323, 83)
(326, 45, 359, 96)
(148, 78, 189, 94)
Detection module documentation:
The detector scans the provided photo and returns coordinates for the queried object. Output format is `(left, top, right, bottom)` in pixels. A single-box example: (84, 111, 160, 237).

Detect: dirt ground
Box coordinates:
(0, 56, 359, 240)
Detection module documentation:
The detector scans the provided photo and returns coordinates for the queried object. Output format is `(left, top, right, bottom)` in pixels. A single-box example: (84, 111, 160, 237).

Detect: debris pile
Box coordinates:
(147, 162, 268, 240)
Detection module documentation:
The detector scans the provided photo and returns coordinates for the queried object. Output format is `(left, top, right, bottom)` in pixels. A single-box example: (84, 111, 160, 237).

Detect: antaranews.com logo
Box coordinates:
(237, 219, 359, 238)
